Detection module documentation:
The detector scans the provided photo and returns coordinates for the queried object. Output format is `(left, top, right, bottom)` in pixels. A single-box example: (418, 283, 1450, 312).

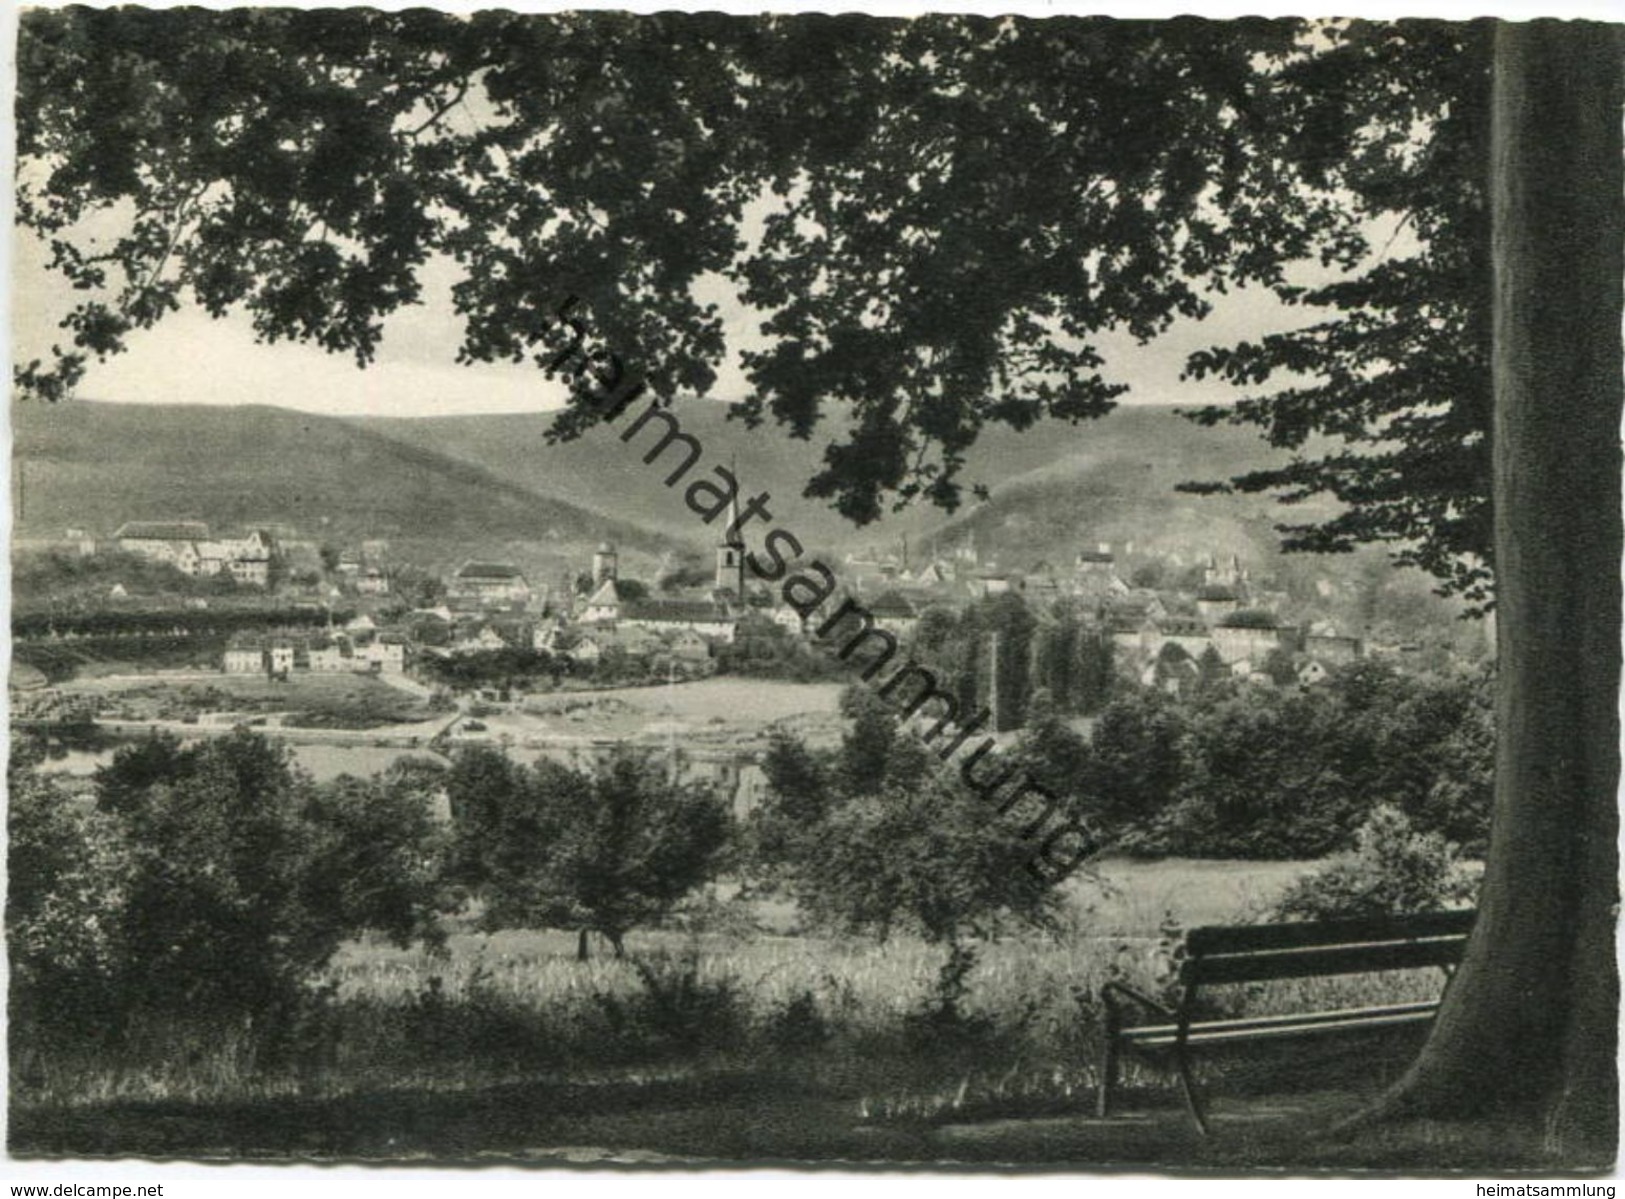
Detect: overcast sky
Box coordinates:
(4, 0, 1588, 427)
(8, 9, 1385, 425)
(13, 219, 1325, 420)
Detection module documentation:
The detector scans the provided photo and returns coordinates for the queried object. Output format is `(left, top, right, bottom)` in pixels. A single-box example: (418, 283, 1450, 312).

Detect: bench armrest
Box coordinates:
(1101, 979, 1175, 1024)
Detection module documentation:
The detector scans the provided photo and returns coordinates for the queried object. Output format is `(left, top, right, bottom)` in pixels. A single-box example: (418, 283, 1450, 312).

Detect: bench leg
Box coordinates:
(1097, 1024, 1119, 1118)
(1175, 983, 1210, 1136)
(1174, 1042, 1210, 1136)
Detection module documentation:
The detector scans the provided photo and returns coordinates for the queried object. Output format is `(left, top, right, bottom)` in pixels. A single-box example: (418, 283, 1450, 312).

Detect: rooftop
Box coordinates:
(624, 599, 736, 623)
(868, 591, 918, 617)
(1219, 608, 1280, 629)
(456, 561, 526, 580)
(116, 520, 210, 541)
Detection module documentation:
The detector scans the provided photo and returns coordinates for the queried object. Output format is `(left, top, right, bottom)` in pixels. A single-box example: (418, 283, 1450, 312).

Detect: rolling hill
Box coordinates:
(13, 396, 1352, 589)
(11, 400, 682, 576)
(356, 401, 883, 554)
(353, 401, 1340, 570)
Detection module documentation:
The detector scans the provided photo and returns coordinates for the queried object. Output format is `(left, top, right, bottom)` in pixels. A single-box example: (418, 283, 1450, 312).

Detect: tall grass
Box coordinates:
(12, 861, 1443, 1125)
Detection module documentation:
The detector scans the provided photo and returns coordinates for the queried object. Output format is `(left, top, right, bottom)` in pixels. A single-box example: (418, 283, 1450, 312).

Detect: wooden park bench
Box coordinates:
(1097, 908, 1475, 1134)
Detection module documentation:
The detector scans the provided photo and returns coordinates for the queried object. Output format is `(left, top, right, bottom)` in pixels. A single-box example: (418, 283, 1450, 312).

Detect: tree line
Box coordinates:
(9, 729, 738, 1061)
(13, 604, 345, 641)
(753, 659, 1493, 886)
(908, 594, 1117, 733)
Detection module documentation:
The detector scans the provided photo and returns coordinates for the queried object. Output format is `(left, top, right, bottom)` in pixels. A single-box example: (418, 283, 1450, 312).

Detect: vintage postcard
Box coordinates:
(8, 2, 1620, 1178)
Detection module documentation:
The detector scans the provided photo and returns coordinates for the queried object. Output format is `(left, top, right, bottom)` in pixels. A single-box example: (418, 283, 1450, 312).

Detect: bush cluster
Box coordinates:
(1269, 805, 1479, 922)
(9, 730, 449, 1059)
(1001, 660, 1494, 860)
(444, 744, 733, 958)
(748, 687, 1060, 947)
(908, 594, 1113, 733)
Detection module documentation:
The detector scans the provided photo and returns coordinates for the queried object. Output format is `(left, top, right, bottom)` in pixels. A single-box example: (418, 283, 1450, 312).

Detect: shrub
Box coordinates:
(747, 729, 835, 883)
(902, 943, 996, 1054)
(764, 989, 832, 1054)
(793, 734, 1059, 947)
(13, 730, 446, 1060)
(446, 745, 734, 958)
(594, 952, 746, 1059)
(9, 768, 134, 1044)
(1269, 805, 1479, 922)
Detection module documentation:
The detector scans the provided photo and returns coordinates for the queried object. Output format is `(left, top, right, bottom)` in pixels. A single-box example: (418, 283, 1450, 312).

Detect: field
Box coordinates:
(35, 670, 438, 730)
(473, 678, 847, 746)
(12, 857, 1487, 1164)
(561, 678, 846, 723)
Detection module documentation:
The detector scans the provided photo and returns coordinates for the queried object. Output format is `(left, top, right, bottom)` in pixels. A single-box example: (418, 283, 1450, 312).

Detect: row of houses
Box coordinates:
(572, 541, 927, 649)
(416, 606, 724, 668)
(115, 522, 274, 586)
(1140, 643, 1359, 695)
(1111, 607, 1363, 665)
(836, 543, 1297, 623)
(576, 579, 740, 641)
(537, 621, 716, 667)
(1130, 614, 1365, 696)
(222, 629, 406, 676)
(448, 561, 535, 608)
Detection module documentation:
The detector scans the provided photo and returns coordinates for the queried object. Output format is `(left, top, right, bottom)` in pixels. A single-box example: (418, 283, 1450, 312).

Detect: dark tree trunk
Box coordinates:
(577, 926, 591, 962)
(607, 930, 626, 959)
(1366, 20, 1621, 1162)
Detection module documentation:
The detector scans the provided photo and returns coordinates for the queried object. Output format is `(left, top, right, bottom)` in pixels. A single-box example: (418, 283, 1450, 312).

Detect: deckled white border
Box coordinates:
(3, 2, 1614, 1197)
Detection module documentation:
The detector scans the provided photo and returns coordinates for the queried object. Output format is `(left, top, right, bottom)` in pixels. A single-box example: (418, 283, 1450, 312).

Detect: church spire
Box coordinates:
(715, 456, 747, 598)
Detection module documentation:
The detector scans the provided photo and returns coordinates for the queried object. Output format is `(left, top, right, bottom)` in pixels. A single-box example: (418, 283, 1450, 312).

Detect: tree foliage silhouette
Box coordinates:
(17, 11, 1354, 524)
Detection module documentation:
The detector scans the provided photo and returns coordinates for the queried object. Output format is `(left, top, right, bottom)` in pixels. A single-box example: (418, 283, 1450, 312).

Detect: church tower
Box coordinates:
(593, 542, 618, 586)
(715, 490, 746, 597)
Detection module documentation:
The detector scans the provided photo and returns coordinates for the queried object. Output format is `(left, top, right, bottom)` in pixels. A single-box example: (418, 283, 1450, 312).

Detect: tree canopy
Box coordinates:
(17, 10, 1488, 589)
(1179, 22, 1495, 607)
(444, 744, 732, 957)
(11, 729, 446, 1041)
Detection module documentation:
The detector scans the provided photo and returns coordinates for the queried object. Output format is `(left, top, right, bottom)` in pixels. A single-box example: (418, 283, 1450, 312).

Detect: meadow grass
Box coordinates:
(49, 670, 435, 728)
(14, 857, 1446, 1132)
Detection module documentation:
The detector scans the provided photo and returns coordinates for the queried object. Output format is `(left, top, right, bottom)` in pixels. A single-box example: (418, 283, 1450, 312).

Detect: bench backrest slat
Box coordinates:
(1183, 935, 1469, 985)
(1180, 910, 1475, 986)
(1183, 910, 1475, 957)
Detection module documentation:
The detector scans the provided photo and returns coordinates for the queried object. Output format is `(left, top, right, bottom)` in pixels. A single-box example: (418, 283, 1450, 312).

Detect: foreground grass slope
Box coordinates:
(13, 859, 1500, 1165)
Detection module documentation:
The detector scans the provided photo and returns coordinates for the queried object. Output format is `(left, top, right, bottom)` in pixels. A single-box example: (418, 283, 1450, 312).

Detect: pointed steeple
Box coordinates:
(715, 455, 747, 597)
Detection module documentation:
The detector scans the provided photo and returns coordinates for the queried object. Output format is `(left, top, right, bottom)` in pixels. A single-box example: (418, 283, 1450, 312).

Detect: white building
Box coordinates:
(620, 598, 738, 644)
(359, 638, 406, 673)
(223, 642, 265, 674)
(307, 639, 352, 673)
(580, 578, 622, 624)
(449, 561, 532, 607)
(115, 521, 272, 584)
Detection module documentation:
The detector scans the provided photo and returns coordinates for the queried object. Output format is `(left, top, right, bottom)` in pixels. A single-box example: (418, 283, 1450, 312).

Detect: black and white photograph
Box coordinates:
(7, 1, 1620, 1178)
